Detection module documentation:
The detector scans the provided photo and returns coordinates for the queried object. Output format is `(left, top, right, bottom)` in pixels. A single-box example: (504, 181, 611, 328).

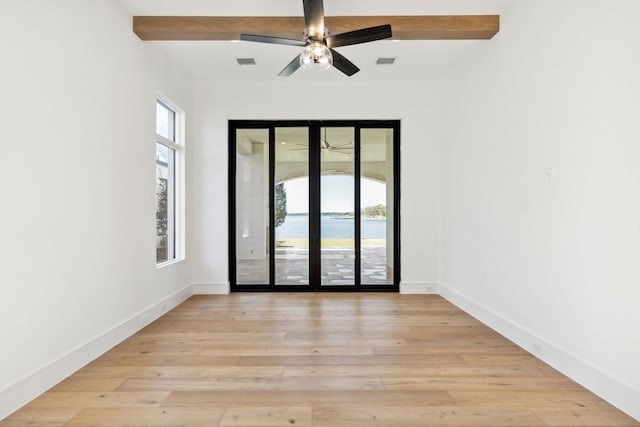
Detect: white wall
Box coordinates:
(190, 81, 441, 291)
(440, 0, 640, 420)
(0, 0, 193, 418)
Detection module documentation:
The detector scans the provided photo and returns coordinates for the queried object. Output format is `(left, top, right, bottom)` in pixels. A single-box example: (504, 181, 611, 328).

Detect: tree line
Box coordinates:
(275, 183, 386, 226)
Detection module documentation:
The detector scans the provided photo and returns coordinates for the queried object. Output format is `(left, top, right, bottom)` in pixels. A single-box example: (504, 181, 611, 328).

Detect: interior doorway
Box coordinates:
(229, 120, 400, 291)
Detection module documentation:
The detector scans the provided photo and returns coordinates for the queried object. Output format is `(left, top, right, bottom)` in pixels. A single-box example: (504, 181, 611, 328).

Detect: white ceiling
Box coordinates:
(119, 0, 513, 83)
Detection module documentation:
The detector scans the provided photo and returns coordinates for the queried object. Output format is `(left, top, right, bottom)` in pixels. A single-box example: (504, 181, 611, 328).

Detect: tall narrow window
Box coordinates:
(156, 100, 183, 264)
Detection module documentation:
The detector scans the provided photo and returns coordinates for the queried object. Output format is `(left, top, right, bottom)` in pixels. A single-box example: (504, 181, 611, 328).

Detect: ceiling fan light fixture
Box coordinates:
(300, 42, 333, 71)
(238, 0, 391, 76)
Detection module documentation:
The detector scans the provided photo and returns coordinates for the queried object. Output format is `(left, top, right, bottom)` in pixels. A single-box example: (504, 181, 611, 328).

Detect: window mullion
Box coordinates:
(157, 134, 180, 151)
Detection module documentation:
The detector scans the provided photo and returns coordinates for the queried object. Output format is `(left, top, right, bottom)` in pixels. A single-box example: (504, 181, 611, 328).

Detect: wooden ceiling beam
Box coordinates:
(133, 15, 499, 41)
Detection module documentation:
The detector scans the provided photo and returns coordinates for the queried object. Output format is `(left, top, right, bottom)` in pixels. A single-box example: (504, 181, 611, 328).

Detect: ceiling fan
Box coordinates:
(240, 0, 392, 77)
(290, 128, 354, 155)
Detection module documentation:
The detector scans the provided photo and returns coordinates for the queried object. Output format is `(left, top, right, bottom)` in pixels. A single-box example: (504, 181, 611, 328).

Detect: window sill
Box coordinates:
(156, 257, 185, 270)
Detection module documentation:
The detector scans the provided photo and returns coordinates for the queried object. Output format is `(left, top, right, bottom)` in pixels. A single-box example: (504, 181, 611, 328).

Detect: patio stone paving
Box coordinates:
(237, 247, 391, 286)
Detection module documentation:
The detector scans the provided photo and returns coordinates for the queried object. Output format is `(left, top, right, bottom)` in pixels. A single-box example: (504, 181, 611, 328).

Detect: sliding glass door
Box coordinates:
(361, 128, 396, 285)
(320, 127, 356, 287)
(275, 127, 310, 286)
(233, 128, 270, 285)
(229, 120, 399, 291)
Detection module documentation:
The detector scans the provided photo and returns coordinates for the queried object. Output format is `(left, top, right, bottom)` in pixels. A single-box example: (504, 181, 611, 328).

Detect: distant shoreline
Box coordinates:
(287, 212, 386, 221)
(276, 214, 388, 239)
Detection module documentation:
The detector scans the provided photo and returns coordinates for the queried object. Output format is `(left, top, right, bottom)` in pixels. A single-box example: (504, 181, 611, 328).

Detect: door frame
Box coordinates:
(229, 120, 400, 292)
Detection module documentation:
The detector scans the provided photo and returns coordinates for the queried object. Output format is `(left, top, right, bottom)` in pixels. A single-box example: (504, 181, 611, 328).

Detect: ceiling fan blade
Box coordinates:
(330, 142, 354, 148)
(330, 49, 359, 76)
(303, 0, 325, 40)
(325, 24, 392, 48)
(240, 33, 305, 47)
(278, 54, 302, 77)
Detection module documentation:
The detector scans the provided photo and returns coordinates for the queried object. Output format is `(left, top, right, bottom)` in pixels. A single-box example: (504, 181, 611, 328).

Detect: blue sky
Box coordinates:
(284, 176, 386, 213)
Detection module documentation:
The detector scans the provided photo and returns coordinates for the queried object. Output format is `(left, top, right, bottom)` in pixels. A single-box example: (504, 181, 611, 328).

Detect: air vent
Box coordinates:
(236, 58, 256, 66)
(376, 57, 396, 65)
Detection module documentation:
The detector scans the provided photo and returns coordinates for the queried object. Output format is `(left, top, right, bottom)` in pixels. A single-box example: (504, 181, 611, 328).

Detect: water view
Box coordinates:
(276, 214, 386, 239)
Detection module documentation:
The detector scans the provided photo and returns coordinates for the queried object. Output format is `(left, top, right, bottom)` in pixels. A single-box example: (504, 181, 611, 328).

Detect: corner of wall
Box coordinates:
(400, 282, 441, 294)
(0, 285, 193, 420)
(192, 282, 230, 295)
(439, 283, 640, 422)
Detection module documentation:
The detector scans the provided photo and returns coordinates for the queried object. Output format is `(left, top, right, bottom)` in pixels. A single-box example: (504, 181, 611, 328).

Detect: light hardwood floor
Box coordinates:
(3, 293, 638, 426)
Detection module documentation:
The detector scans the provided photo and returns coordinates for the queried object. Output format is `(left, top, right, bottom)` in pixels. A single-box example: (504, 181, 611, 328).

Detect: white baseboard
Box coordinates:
(192, 282, 230, 295)
(439, 283, 640, 422)
(0, 284, 193, 420)
(400, 282, 441, 294)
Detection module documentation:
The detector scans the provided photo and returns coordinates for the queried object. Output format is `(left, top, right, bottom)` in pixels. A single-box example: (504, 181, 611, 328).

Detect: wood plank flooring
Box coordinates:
(3, 293, 638, 426)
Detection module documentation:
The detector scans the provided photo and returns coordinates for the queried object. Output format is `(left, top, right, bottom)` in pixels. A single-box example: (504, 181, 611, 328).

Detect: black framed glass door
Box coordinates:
(274, 126, 311, 286)
(229, 120, 400, 292)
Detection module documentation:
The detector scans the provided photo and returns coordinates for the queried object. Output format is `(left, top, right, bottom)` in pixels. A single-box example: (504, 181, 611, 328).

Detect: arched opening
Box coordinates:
(274, 173, 393, 284)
